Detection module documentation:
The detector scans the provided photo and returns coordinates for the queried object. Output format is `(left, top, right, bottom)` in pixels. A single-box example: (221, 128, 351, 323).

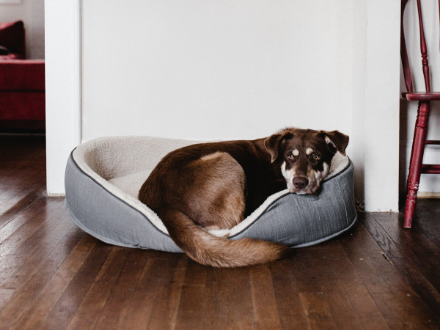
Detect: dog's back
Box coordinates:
(138, 140, 291, 267)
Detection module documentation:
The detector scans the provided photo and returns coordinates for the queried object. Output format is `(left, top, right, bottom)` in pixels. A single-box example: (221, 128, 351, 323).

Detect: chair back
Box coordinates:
(400, 0, 440, 94)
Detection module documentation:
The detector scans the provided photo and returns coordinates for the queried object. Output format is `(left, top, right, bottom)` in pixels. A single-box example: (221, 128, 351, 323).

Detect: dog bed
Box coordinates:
(64, 136, 357, 253)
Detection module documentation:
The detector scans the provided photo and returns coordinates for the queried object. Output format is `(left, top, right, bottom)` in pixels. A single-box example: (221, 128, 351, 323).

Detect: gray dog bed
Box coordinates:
(64, 136, 357, 253)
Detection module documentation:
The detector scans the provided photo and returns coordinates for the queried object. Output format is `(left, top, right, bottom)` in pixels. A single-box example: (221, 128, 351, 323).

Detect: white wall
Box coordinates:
(401, 0, 440, 197)
(350, 0, 367, 209)
(82, 0, 353, 141)
(45, 0, 81, 195)
(363, 0, 401, 211)
(0, 0, 45, 59)
(46, 0, 401, 212)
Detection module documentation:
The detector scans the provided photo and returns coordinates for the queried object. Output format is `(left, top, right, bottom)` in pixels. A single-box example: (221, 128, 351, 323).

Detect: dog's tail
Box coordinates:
(164, 210, 293, 268)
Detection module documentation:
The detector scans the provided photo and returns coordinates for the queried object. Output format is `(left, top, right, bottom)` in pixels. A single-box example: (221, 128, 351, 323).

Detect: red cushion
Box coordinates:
(0, 92, 45, 120)
(0, 21, 25, 58)
(0, 60, 45, 91)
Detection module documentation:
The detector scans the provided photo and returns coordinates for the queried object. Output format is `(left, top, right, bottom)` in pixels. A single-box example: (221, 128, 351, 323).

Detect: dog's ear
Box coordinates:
(319, 130, 349, 155)
(264, 131, 293, 163)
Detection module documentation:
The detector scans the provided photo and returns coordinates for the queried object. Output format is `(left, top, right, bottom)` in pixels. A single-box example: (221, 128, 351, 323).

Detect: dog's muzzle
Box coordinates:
(290, 175, 321, 195)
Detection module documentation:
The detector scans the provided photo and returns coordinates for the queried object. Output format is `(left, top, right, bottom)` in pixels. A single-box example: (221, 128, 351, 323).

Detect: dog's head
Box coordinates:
(264, 128, 349, 194)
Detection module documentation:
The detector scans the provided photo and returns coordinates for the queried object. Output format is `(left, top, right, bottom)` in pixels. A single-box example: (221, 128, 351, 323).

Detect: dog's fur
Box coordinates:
(138, 128, 349, 267)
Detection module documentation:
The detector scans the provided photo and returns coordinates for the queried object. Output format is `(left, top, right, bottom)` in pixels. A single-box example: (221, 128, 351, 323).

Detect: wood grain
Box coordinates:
(1, 135, 440, 329)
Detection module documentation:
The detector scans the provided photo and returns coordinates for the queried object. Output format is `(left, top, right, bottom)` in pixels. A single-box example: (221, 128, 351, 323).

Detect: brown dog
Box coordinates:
(138, 128, 349, 267)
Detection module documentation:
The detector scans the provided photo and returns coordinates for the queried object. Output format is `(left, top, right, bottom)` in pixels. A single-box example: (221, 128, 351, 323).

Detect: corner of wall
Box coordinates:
(45, 0, 82, 196)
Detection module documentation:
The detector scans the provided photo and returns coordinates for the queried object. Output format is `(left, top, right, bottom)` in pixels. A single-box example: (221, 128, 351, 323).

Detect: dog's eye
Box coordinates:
(312, 153, 320, 160)
(287, 152, 294, 160)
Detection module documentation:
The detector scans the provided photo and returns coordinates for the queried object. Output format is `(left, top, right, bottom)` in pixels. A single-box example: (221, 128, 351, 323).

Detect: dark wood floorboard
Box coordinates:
(1, 135, 440, 329)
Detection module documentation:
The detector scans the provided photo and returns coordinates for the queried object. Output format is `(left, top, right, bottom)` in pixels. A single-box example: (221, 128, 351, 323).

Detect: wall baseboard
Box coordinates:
(418, 192, 440, 199)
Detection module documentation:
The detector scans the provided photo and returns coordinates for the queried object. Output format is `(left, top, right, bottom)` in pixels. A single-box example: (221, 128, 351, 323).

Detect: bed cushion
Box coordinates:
(65, 136, 357, 252)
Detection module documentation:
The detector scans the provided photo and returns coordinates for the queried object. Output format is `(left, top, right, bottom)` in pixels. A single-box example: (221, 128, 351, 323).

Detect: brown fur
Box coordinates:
(138, 128, 348, 267)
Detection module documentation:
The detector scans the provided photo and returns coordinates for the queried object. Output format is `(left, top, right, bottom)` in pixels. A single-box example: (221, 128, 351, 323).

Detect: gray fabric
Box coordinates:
(65, 141, 357, 252)
(65, 156, 183, 252)
(229, 161, 357, 246)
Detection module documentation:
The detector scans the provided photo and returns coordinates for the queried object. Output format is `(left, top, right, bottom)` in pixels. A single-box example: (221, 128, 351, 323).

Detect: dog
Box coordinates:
(138, 128, 349, 267)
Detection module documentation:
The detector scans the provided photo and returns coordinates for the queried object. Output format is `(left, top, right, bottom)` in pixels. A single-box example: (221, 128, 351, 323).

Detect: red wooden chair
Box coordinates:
(401, 0, 440, 228)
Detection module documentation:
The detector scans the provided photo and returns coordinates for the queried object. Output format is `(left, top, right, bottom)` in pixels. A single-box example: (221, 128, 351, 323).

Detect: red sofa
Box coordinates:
(0, 21, 45, 131)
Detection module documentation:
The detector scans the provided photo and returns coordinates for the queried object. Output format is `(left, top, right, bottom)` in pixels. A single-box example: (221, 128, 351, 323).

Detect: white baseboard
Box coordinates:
(418, 192, 440, 199)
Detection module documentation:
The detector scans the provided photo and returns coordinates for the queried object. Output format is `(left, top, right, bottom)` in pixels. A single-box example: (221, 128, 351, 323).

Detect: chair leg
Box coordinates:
(404, 101, 430, 228)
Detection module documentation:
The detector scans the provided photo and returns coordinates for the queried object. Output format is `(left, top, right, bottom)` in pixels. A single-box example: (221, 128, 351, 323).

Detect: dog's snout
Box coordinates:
(292, 177, 309, 190)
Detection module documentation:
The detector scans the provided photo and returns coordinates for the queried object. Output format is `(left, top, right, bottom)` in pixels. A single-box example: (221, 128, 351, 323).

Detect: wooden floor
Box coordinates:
(1, 135, 440, 330)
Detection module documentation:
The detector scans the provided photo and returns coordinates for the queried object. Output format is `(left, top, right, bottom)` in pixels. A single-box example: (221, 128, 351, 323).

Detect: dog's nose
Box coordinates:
(293, 177, 309, 190)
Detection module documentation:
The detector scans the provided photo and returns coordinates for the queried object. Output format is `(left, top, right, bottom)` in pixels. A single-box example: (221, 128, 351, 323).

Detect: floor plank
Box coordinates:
(121, 257, 180, 330)
(0, 231, 90, 329)
(305, 244, 363, 330)
(144, 257, 188, 330)
(174, 260, 209, 330)
(1, 135, 440, 329)
(250, 264, 282, 330)
(270, 259, 309, 330)
(218, 266, 255, 330)
(39, 241, 114, 330)
(65, 247, 129, 330)
(90, 248, 150, 330)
